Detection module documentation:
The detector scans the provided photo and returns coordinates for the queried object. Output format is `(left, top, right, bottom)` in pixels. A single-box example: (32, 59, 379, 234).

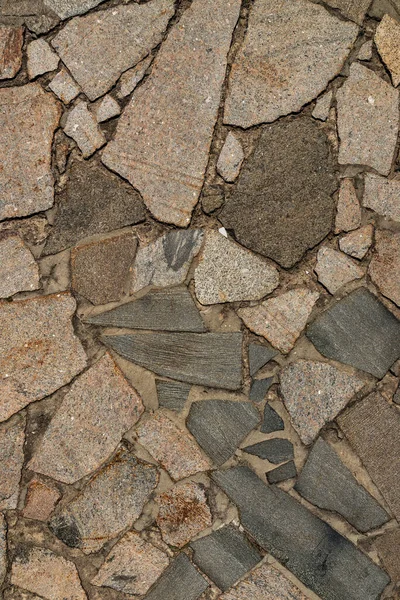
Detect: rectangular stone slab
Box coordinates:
(143, 554, 208, 600)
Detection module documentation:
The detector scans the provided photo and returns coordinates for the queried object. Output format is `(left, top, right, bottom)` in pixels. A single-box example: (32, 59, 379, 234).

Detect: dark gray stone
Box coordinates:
(156, 380, 191, 412)
(249, 343, 277, 376)
(267, 461, 297, 484)
(212, 466, 390, 600)
(243, 439, 294, 464)
(249, 378, 273, 403)
(143, 554, 208, 600)
(86, 287, 205, 333)
(295, 438, 389, 533)
(260, 403, 285, 434)
(307, 287, 400, 378)
(190, 525, 261, 591)
(103, 332, 243, 390)
(186, 400, 260, 465)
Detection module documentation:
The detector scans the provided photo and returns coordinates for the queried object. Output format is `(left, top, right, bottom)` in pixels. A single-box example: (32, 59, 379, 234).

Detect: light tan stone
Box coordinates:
(363, 173, 400, 222)
(339, 225, 374, 259)
(312, 90, 332, 121)
(220, 563, 308, 600)
(117, 55, 153, 98)
(375, 14, 400, 87)
(49, 69, 80, 104)
(0, 233, 39, 298)
(369, 229, 400, 307)
(95, 94, 120, 122)
(315, 247, 364, 294)
(23, 479, 61, 521)
(335, 179, 362, 233)
(217, 133, 244, 182)
(358, 40, 373, 60)
(64, 101, 106, 158)
(27, 38, 59, 79)
(0, 414, 25, 510)
(0, 26, 23, 79)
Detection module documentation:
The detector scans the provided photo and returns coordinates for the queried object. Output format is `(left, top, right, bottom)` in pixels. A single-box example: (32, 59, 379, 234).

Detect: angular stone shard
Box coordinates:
(358, 40, 373, 60)
(95, 94, 120, 122)
(323, 0, 371, 24)
(250, 378, 274, 403)
(249, 343, 278, 376)
(104, 332, 243, 390)
(261, 403, 284, 434)
(0, 414, 25, 510)
(267, 461, 297, 484)
(217, 133, 244, 182)
(220, 118, 337, 268)
(44, 0, 106, 19)
(280, 360, 365, 445)
(117, 55, 153, 98)
(23, 479, 61, 521)
(0, 514, 5, 587)
(0, 294, 87, 423)
(0, 233, 40, 298)
(335, 179, 362, 233)
(49, 69, 80, 104)
(0, 26, 23, 79)
(363, 173, 400, 222)
(243, 439, 294, 464)
(0, 83, 61, 221)
(337, 63, 399, 175)
(212, 466, 390, 600)
(306, 287, 400, 378)
(156, 380, 191, 412)
(219, 563, 308, 600)
(296, 438, 389, 532)
(375, 528, 400, 583)
(312, 90, 332, 122)
(143, 554, 208, 600)
(369, 229, 400, 306)
(102, 0, 241, 226)
(27, 38, 59, 79)
(187, 400, 260, 465)
(339, 225, 373, 259)
(64, 101, 106, 158)
(315, 247, 364, 295)
(224, 0, 357, 127)
(375, 14, 400, 87)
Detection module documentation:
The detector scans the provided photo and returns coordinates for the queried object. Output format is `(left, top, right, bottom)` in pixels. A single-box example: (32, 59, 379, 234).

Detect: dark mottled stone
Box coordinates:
(249, 343, 277, 376)
(143, 554, 208, 600)
(156, 380, 191, 412)
(220, 118, 337, 268)
(267, 461, 297, 484)
(212, 466, 390, 600)
(186, 400, 260, 465)
(243, 439, 294, 464)
(190, 525, 261, 591)
(260, 403, 285, 434)
(307, 287, 400, 378)
(250, 378, 274, 403)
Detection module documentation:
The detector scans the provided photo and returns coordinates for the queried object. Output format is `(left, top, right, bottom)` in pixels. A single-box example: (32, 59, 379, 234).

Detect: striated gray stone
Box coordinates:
(243, 439, 294, 464)
(0, 414, 25, 510)
(117, 55, 153, 98)
(267, 461, 297, 484)
(219, 563, 308, 600)
(27, 38, 59, 79)
(49, 69, 80, 104)
(249, 343, 278, 377)
(261, 403, 284, 434)
(315, 247, 364, 295)
(250, 378, 274, 403)
(217, 133, 244, 182)
(0, 26, 23, 79)
(156, 380, 191, 412)
(363, 172, 400, 222)
(339, 225, 374, 259)
(143, 554, 208, 600)
(44, 0, 106, 19)
(64, 101, 106, 158)
(0, 233, 39, 298)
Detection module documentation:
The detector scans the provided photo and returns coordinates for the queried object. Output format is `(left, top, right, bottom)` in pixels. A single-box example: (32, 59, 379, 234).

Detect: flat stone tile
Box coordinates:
(312, 90, 332, 121)
(144, 554, 208, 600)
(375, 528, 400, 583)
(315, 247, 364, 295)
(324, 0, 371, 23)
(0, 514, 5, 587)
(363, 173, 400, 222)
(217, 133, 244, 182)
(64, 101, 106, 158)
(261, 403, 284, 434)
(0, 414, 25, 510)
(44, 0, 106, 19)
(339, 225, 374, 259)
(0, 233, 39, 298)
(243, 439, 294, 464)
(267, 461, 297, 484)
(249, 343, 278, 377)
(219, 563, 308, 600)
(335, 179, 362, 233)
(49, 69, 80, 104)
(27, 38, 59, 79)
(23, 479, 61, 521)
(375, 14, 400, 86)
(156, 380, 191, 412)
(369, 229, 400, 307)
(250, 378, 274, 403)
(0, 26, 23, 79)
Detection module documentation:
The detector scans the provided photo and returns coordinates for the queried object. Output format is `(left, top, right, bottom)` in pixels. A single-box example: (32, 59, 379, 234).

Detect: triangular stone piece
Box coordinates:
(249, 343, 277, 376)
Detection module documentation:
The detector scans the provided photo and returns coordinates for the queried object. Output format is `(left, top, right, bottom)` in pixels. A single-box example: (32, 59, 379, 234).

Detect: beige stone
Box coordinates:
(95, 94, 120, 122)
(335, 179, 362, 233)
(217, 133, 244, 182)
(0, 26, 23, 79)
(117, 55, 153, 98)
(369, 229, 400, 307)
(64, 101, 106, 158)
(0, 233, 39, 298)
(375, 14, 400, 87)
(312, 90, 332, 121)
(0, 414, 25, 510)
(27, 38, 59, 79)
(375, 528, 400, 583)
(339, 225, 374, 259)
(23, 479, 61, 521)
(0, 514, 6, 587)
(363, 173, 400, 222)
(315, 247, 364, 294)
(220, 563, 308, 600)
(49, 69, 80, 104)
(358, 40, 373, 61)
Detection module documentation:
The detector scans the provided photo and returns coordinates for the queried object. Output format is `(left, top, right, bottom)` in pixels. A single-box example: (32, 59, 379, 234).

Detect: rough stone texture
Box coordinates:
(117, 55, 153, 97)
(0, 414, 25, 510)
(369, 229, 400, 306)
(363, 172, 400, 222)
(136, 411, 211, 480)
(267, 461, 297, 484)
(375, 529, 400, 583)
(250, 378, 274, 403)
(212, 466, 390, 600)
(194, 232, 279, 305)
(261, 403, 285, 434)
(312, 91, 332, 121)
(220, 118, 337, 268)
(315, 247, 364, 294)
(338, 392, 400, 522)
(239, 289, 319, 354)
(28, 354, 144, 484)
(104, 332, 243, 390)
(0, 83, 61, 221)
(4, 587, 44, 600)
(64, 101, 106, 158)
(323, 0, 371, 23)
(27, 38, 59, 79)
(394, 384, 400, 404)
(71, 231, 137, 305)
(23, 479, 61, 521)
(306, 287, 400, 378)
(0, 514, 5, 587)
(143, 554, 208, 600)
(102, 0, 241, 226)
(220, 564, 307, 600)
(95, 94, 120, 123)
(375, 14, 400, 87)
(156, 380, 190, 412)
(156, 481, 212, 547)
(0, 26, 23, 79)
(201, 185, 225, 215)
(339, 225, 373, 259)
(217, 133, 244, 182)
(243, 439, 294, 464)
(49, 69, 80, 104)
(249, 343, 278, 376)
(191, 525, 262, 592)
(335, 179, 362, 233)
(11, 547, 87, 600)
(0, 1, 60, 34)
(295, 438, 389, 532)
(337, 63, 399, 175)
(224, 0, 357, 127)
(280, 360, 365, 445)
(0, 294, 87, 422)
(358, 40, 373, 60)
(0, 233, 40, 298)
(92, 531, 169, 595)
(44, 0, 106, 19)
(131, 229, 204, 294)
(50, 449, 158, 553)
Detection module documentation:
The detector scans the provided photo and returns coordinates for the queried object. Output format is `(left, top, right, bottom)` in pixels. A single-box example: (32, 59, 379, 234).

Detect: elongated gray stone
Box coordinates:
(267, 460, 297, 484)
(212, 466, 390, 600)
(143, 554, 208, 600)
(249, 343, 278, 376)
(103, 332, 243, 390)
(243, 439, 294, 464)
(156, 380, 191, 412)
(261, 404, 284, 434)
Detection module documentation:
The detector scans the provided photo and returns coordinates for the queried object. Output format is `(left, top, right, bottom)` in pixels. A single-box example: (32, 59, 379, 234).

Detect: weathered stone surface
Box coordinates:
(71, 231, 137, 305)
(315, 247, 364, 294)
(156, 380, 190, 412)
(117, 55, 153, 98)
(0, 294, 86, 422)
(92, 531, 169, 595)
(64, 101, 106, 158)
(212, 466, 390, 600)
(363, 173, 400, 222)
(358, 40, 373, 60)
(250, 378, 274, 403)
(104, 332, 243, 390)
(95, 94, 120, 123)
(220, 118, 337, 268)
(143, 554, 208, 600)
(335, 179, 362, 233)
(103, 0, 241, 226)
(0, 514, 5, 587)
(0, 83, 60, 220)
(201, 184, 225, 215)
(338, 392, 400, 522)
(0, 1, 60, 34)
(375, 14, 400, 87)
(49, 69, 80, 104)
(224, 0, 357, 127)
(306, 287, 400, 378)
(296, 438, 389, 532)
(217, 133, 244, 182)
(375, 529, 400, 583)
(394, 384, 400, 404)
(0, 26, 23, 79)
(27, 38, 59, 79)
(219, 563, 308, 600)
(312, 90, 332, 122)
(267, 461, 297, 484)
(0, 233, 39, 298)
(339, 225, 373, 259)
(244, 439, 294, 464)
(28, 354, 143, 483)
(195, 232, 279, 305)
(337, 63, 399, 175)
(11, 547, 86, 600)
(249, 343, 277, 376)
(4, 587, 44, 600)
(187, 400, 260, 465)
(87, 287, 205, 332)
(44, 0, 106, 19)
(325, 0, 371, 22)
(191, 525, 261, 591)
(23, 479, 61, 521)
(131, 229, 204, 294)
(261, 403, 284, 434)
(369, 229, 400, 306)
(0, 414, 25, 510)
(280, 360, 365, 445)
(50, 449, 158, 553)
(156, 481, 212, 548)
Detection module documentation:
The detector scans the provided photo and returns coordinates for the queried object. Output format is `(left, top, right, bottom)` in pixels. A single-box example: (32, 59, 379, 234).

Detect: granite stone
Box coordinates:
(219, 563, 308, 600)
(369, 229, 400, 306)
(375, 528, 400, 583)
(117, 55, 153, 98)
(250, 378, 274, 403)
(335, 179, 362, 233)
(27, 38, 59, 79)
(323, 0, 371, 23)
(0, 514, 5, 587)
(95, 94, 120, 123)
(44, 0, 106, 19)
(143, 554, 208, 600)
(64, 101, 106, 158)
(0, 233, 40, 298)
(0, 414, 25, 510)
(267, 461, 297, 484)
(358, 40, 373, 60)
(243, 439, 294, 464)
(312, 90, 332, 121)
(261, 403, 285, 434)
(49, 69, 80, 104)
(23, 479, 61, 521)
(339, 225, 373, 259)
(156, 380, 191, 412)
(363, 173, 400, 222)
(249, 343, 278, 376)
(315, 247, 364, 295)
(375, 14, 400, 87)
(217, 133, 244, 182)
(0, 25, 23, 79)
(0, 1, 59, 34)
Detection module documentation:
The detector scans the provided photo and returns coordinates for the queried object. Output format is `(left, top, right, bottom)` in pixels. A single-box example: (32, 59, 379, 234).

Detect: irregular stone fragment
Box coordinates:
(337, 63, 399, 175)
(4, 587, 44, 600)
(0, 83, 61, 220)
(220, 118, 337, 268)
(239, 289, 319, 354)
(375, 14, 400, 86)
(0, 414, 25, 510)
(50, 449, 158, 553)
(156, 482, 212, 548)
(117, 55, 153, 98)
(363, 172, 400, 222)
(369, 229, 400, 306)
(0, 294, 86, 423)
(0, 233, 40, 298)
(0, 514, 5, 587)
(295, 438, 389, 532)
(11, 547, 86, 600)
(23, 479, 61, 521)
(156, 380, 190, 412)
(103, 0, 241, 226)
(369, 0, 400, 20)
(224, 0, 357, 127)
(267, 461, 297, 484)
(217, 133, 244, 182)
(323, 0, 371, 23)
(27, 38, 59, 79)
(250, 378, 274, 403)
(312, 91, 332, 121)
(191, 525, 261, 591)
(187, 400, 260, 465)
(64, 101, 105, 158)
(335, 179, 362, 233)
(375, 529, 400, 583)
(315, 247, 364, 294)
(201, 185, 225, 215)
(280, 360, 365, 445)
(306, 287, 400, 378)
(249, 343, 278, 376)
(143, 554, 208, 600)
(261, 403, 285, 434)
(358, 40, 373, 60)
(338, 392, 400, 521)
(71, 231, 137, 305)
(212, 466, 390, 600)
(339, 225, 373, 259)
(243, 439, 294, 464)
(104, 332, 243, 390)
(44, 0, 106, 19)
(49, 69, 80, 104)
(195, 232, 279, 305)
(219, 563, 308, 600)
(95, 94, 120, 122)
(0, 26, 23, 79)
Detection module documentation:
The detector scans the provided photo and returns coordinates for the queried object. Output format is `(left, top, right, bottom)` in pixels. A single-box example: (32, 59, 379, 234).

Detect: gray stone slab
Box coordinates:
(249, 343, 277, 376)
(250, 378, 274, 403)
(44, 0, 106, 19)
(295, 438, 389, 533)
(156, 380, 191, 412)
(186, 400, 260, 465)
(306, 287, 400, 378)
(243, 439, 294, 464)
(260, 403, 284, 434)
(103, 332, 243, 390)
(267, 461, 297, 484)
(212, 466, 390, 600)
(143, 554, 208, 600)
(190, 525, 262, 591)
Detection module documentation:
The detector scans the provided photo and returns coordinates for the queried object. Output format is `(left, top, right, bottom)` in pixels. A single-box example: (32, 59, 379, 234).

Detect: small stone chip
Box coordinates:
(369, 229, 400, 307)
(375, 14, 400, 87)
(27, 38, 59, 79)
(243, 439, 294, 464)
(64, 100, 106, 157)
(315, 247, 364, 295)
(117, 55, 153, 98)
(312, 91, 332, 121)
(363, 173, 400, 222)
(339, 225, 373, 259)
(156, 380, 191, 412)
(0, 26, 23, 79)
(261, 403, 284, 434)
(217, 133, 244, 182)
(249, 343, 278, 376)
(335, 179, 362, 233)
(0, 233, 39, 298)
(49, 69, 80, 104)
(0, 414, 25, 510)
(94, 94, 120, 122)
(219, 563, 308, 600)
(23, 479, 61, 521)
(143, 554, 208, 600)
(267, 461, 297, 484)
